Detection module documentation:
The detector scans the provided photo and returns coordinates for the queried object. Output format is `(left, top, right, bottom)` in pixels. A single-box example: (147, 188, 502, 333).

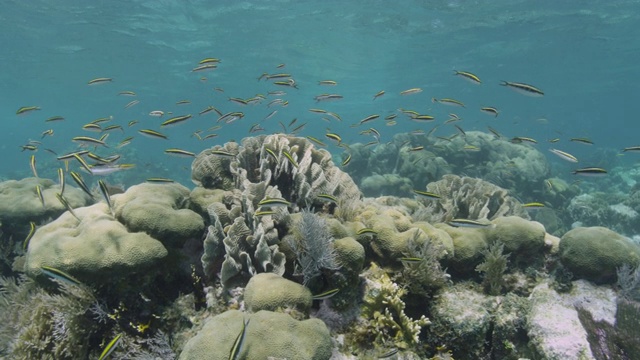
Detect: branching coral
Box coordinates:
(353, 263, 430, 351)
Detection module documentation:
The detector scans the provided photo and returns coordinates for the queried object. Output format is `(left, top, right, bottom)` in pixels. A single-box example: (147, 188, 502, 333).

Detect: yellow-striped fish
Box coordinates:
(23, 221, 36, 250)
(16, 106, 41, 115)
(138, 129, 168, 140)
(454, 70, 481, 84)
(58, 168, 65, 196)
(98, 333, 123, 360)
(98, 180, 113, 215)
(400, 88, 422, 96)
(55, 193, 81, 221)
(500, 81, 544, 97)
(30, 155, 38, 177)
(69, 171, 93, 198)
(88, 77, 113, 85)
(35, 185, 45, 207)
(164, 148, 196, 157)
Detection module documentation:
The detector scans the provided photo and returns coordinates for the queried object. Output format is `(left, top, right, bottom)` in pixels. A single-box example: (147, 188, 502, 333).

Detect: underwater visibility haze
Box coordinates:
(1, 0, 640, 359)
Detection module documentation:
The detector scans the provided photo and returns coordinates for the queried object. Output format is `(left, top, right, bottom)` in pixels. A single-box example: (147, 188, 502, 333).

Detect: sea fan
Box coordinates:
(288, 210, 339, 286)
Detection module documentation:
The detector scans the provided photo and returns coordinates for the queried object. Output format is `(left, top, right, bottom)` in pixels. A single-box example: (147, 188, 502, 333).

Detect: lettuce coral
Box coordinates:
(422, 174, 528, 223)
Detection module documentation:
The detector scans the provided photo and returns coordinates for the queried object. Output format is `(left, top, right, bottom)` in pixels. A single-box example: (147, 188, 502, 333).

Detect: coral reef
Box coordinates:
(350, 198, 455, 263)
(485, 216, 546, 267)
(427, 282, 498, 359)
(559, 226, 640, 283)
(343, 131, 549, 198)
(527, 280, 617, 360)
(194, 134, 362, 288)
(360, 173, 414, 197)
(192, 134, 361, 207)
(191, 141, 239, 190)
(616, 264, 640, 301)
(179, 310, 332, 360)
(398, 232, 450, 297)
(0, 276, 98, 360)
(197, 170, 285, 287)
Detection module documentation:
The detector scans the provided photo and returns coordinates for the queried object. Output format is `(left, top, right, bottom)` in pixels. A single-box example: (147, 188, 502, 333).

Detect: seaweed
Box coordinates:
(0, 275, 98, 359)
(475, 242, 510, 296)
(398, 232, 449, 297)
(616, 264, 640, 302)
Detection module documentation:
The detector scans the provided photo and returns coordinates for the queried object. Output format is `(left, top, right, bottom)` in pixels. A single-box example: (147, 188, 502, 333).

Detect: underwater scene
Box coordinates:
(2, 0, 640, 359)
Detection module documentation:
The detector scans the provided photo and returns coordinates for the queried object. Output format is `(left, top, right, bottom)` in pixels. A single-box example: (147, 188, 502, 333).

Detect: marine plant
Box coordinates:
(616, 263, 640, 301)
(288, 210, 339, 287)
(475, 242, 510, 296)
(0, 275, 98, 359)
(352, 263, 430, 353)
(398, 232, 449, 297)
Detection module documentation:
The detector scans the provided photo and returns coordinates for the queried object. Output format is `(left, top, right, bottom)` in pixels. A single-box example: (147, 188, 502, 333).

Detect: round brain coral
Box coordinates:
(24, 202, 168, 284)
(0, 177, 92, 230)
(559, 226, 640, 283)
(179, 310, 332, 360)
(113, 182, 204, 247)
(244, 273, 312, 315)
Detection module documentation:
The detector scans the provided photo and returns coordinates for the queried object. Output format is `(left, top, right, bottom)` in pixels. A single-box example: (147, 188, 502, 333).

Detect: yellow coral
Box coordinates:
(358, 263, 430, 350)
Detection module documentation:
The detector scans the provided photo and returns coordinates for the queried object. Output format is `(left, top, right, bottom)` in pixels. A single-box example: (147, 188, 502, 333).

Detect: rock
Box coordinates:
(526, 280, 617, 360)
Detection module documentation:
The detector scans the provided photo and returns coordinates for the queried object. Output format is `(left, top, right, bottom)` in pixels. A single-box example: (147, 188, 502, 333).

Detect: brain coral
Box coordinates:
(559, 226, 640, 283)
(244, 273, 312, 315)
(179, 310, 332, 360)
(0, 177, 92, 230)
(113, 182, 204, 246)
(24, 202, 168, 284)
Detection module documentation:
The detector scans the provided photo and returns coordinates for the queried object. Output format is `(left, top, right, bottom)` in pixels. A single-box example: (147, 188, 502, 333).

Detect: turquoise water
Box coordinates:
(0, 0, 640, 358)
(3, 0, 639, 185)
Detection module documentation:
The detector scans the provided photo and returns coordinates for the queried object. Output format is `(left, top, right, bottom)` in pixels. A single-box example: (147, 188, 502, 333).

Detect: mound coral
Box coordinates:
(559, 226, 640, 283)
(113, 182, 204, 246)
(0, 177, 92, 231)
(24, 202, 168, 285)
(179, 310, 332, 360)
(243, 273, 312, 316)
